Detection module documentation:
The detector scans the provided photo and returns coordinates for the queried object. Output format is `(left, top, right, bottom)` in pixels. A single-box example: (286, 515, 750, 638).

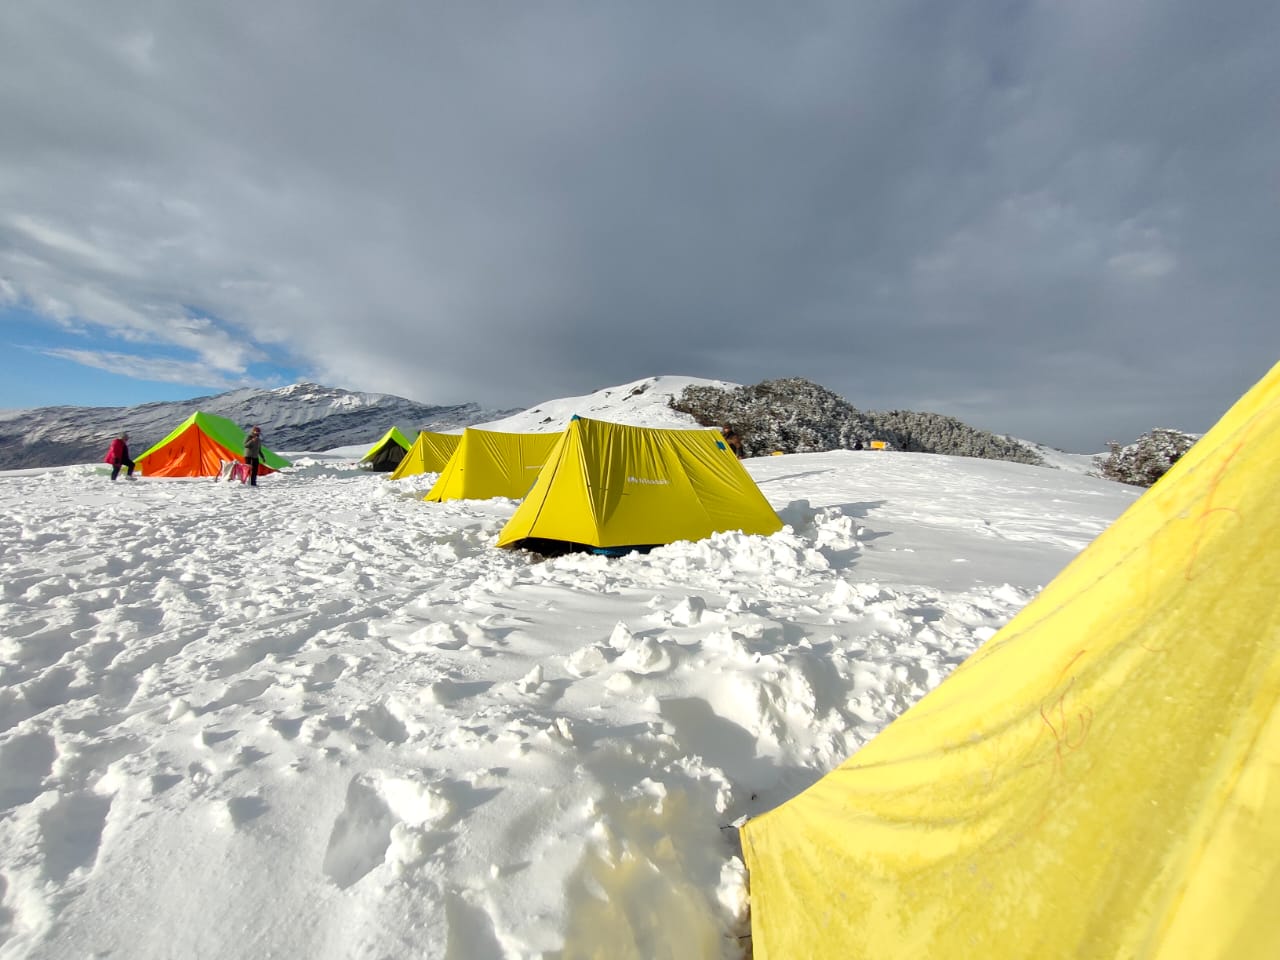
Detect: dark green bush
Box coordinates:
(671, 378, 1044, 465)
(1094, 429, 1198, 487)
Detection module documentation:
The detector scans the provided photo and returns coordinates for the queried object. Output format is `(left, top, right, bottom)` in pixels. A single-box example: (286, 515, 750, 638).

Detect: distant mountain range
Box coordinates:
(0, 383, 519, 470)
(0, 376, 1105, 475)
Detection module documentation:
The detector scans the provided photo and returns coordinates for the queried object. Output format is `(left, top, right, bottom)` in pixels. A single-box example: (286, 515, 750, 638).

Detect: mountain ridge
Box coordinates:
(0, 382, 519, 470)
(0, 375, 1101, 473)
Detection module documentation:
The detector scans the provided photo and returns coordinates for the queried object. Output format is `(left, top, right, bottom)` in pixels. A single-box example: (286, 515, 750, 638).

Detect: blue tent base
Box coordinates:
(590, 545, 656, 558)
(508, 538, 659, 559)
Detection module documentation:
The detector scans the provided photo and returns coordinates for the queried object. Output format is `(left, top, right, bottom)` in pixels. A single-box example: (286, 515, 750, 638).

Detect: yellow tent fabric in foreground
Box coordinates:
(741, 360, 1280, 960)
(424, 428, 559, 502)
(496, 416, 782, 551)
(389, 431, 461, 480)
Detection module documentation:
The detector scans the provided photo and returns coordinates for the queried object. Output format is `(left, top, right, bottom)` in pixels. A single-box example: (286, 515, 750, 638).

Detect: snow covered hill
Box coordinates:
(1007, 438, 1103, 476)
(476, 375, 740, 432)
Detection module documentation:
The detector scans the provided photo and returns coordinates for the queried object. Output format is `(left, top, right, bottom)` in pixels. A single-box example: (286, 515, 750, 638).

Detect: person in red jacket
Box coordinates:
(104, 432, 136, 481)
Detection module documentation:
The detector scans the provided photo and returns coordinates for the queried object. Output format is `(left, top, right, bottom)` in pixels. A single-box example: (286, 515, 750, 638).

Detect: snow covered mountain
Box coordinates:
(0, 383, 518, 470)
(476, 375, 741, 433)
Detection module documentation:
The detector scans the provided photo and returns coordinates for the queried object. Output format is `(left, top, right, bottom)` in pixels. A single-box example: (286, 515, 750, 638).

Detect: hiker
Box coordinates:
(721, 425, 745, 459)
(104, 432, 136, 481)
(244, 425, 263, 487)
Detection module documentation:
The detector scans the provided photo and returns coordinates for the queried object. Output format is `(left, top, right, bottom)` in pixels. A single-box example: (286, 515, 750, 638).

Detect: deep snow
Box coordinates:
(0, 436, 1136, 958)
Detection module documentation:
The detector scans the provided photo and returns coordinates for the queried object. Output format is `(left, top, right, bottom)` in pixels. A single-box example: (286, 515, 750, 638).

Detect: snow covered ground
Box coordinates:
(0, 446, 1137, 959)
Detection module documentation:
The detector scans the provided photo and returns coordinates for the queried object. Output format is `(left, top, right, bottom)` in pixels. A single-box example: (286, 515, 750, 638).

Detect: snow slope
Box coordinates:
(0, 436, 1137, 958)
(476, 375, 738, 433)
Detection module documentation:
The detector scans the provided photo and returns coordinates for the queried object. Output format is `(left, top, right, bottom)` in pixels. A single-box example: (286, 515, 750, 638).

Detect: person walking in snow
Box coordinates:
(104, 432, 136, 481)
(243, 425, 263, 487)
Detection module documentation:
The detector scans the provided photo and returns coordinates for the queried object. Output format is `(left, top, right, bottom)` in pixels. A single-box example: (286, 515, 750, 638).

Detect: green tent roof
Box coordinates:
(137, 411, 292, 469)
(360, 426, 413, 463)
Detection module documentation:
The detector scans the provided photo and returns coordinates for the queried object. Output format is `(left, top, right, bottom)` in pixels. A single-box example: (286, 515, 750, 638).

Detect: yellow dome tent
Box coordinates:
(388, 430, 461, 480)
(741, 360, 1280, 960)
(423, 428, 560, 502)
(496, 416, 783, 553)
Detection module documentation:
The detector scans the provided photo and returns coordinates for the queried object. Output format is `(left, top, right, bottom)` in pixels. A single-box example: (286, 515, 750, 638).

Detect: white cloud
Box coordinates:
(112, 30, 157, 73)
(1107, 249, 1176, 279)
(40, 347, 248, 389)
(9, 214, 137, 278)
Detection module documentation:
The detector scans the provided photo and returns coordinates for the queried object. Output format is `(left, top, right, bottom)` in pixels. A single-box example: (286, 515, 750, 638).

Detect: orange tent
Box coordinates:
(136, 412, 291, 477)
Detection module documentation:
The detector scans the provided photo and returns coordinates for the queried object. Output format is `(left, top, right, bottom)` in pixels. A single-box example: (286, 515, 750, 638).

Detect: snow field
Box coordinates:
(0, 451, 1136, 959)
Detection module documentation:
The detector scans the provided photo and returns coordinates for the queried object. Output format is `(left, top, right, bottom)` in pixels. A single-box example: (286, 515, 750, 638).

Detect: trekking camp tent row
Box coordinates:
(136, 412, 291, 478)
(410, 418, 783, 554)
(359, 426, 413, 472)
(740, 359, 1280, 960)
(496, 416, 783, 553)
(388, 431, 462, 481)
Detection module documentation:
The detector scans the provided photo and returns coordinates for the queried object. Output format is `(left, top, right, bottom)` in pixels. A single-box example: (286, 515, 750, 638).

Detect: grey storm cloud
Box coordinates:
(1, 0, 1278, 450)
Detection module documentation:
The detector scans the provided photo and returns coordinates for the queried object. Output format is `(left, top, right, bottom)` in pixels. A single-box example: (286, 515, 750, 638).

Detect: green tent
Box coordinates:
(360, 426, 413, 472)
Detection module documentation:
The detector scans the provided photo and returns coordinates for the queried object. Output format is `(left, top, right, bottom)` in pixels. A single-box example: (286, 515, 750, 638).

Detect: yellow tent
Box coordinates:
(496, 416, 784, 552)
(389, 430, 462, 480)
(741, 360, 1280, 960)
(423, 428, 560, 502)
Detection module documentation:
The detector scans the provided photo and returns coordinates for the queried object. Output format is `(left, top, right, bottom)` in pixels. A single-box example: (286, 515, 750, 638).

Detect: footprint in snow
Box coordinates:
(322, 773, 452, 889)
(0, 731, 57, 811)
(38, 791, 112, 883)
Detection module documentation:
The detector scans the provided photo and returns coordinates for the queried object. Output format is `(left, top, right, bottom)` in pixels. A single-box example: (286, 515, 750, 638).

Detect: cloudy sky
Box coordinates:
(1, 0, 1276, 451)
